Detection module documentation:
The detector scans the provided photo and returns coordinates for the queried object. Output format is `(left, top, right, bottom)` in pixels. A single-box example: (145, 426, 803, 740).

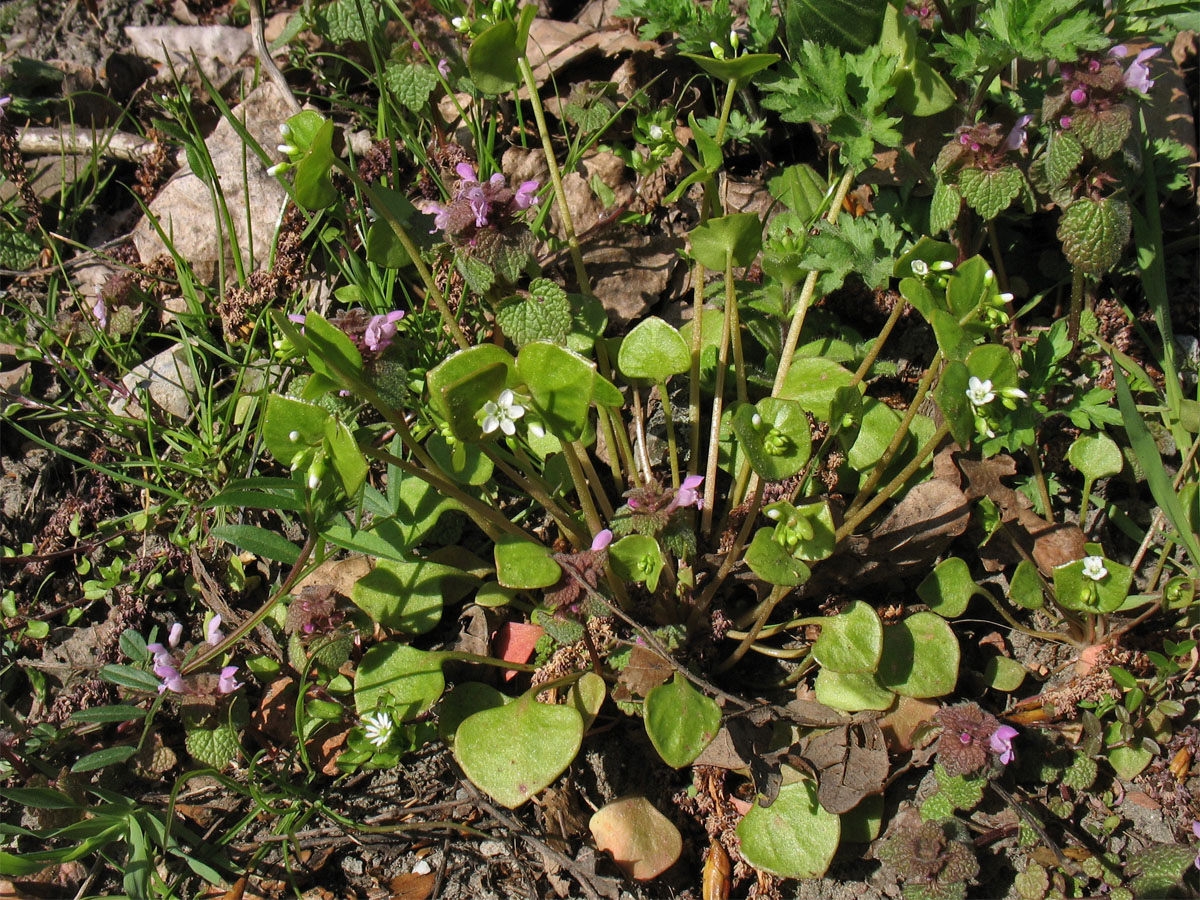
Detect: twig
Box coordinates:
(248, 0, 303, 117)
(18, 127, 169, 164)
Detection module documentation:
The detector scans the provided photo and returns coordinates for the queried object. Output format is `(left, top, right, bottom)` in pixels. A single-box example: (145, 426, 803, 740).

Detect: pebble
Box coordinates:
(477, 840, 506, 858)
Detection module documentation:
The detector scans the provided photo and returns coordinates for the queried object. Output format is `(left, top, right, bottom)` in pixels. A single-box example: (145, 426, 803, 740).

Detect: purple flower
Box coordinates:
(590, 529, 613, 551)
(989, 724, 1019, 765)
(205, 615, 224, 646)
(287, 313, 307, 325)
(167, 622, 184, 647)
(437, 58, 451, 78)
(155, 662, 186, 695)
(363, 310, 406, 353)
(1003, 115, 1032, 152)
(455, 162, 478, 183)
(1059, 116, 1073, 130)
(92, 296, 108, 329)
(423, 201, 450, 233)
(514, 180, 540, 210)
(217, 666, 243, 694)
(465, 185, 489, 227)
(1069, 87, 1088, 105)
(0, 96, 9, 120)
(1121, 46, 1161, 94)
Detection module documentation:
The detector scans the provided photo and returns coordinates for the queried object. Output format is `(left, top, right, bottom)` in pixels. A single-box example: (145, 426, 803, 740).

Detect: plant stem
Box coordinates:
(836, 421, 951, 541)
(850, 297, 907, 388)
(658, 380, 681, 488)
(688, 262, 706, 483)
(718, 584, 787, 672)
(575, 442, 615, 521)
(1027, 441, 1055, 520)
(1066, 266, 1085, 343)
(563, 440, 604, 538)
(485, 444, 589, 547)
(700, 253, 738, 535)
(694, 479, 764, 621)
(517, 55, 590, 295)
(845, 350, 942, 518)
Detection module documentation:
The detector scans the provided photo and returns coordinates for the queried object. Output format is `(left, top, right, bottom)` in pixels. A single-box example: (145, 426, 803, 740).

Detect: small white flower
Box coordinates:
(307, 472, 322, 490)
(361, 711, 394, 749)
(480, 389, 525, 436)
(279, 123, 291, 138)
(931, 260, 955, 272)
(910, 259, 930, 277)
(709, 41, 725, 60)
(266, 162, 288, 177)
(965, 376, 996, 408)
(751, 413, 763, 427)
(288, 430, 301, 441)
(648, 124, 664, 141)
(277, 143, 297, 155)
(451, 15, 469, 31)
(1081, 556, 1108, 582)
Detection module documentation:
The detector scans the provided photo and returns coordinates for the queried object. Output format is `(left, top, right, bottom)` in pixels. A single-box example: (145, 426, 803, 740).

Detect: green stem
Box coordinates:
(1067, 266, 1085, 344)
(688, 262, 706, 483)
(715, 78, 739, 146)
(1028, 443, 1055, 520)
(836, 421, 951, 541)
(700, 252, 737, 535)
(485, 444, 589, 546)
(439, 650, 539, 672)
(575, 441, 615, 521)
(845, 350, 942, 518)
(658, 380, 680, 489)
(718, 584, 787, 672)
(517, 55, 590, 295)
(850, 298, 907, 388)
(725, 614, 826, 642)
(694, 479, 764, 621)
(563, 441, 604, 538)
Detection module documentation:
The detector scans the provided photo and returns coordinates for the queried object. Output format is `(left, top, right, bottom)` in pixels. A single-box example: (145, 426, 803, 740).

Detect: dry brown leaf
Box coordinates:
(802, 720, 889, 815)
(251, 677, 297, 744)
(878, 696, 941, 752)
(294, 555, 372, 596)
(385, 872, 435, 900)
(614, 646, 673, 699)
(589, 795, 682, 880)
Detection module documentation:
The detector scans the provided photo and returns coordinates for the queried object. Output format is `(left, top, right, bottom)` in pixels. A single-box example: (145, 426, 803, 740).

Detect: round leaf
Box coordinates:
(982, 656, 1026, 692)
(736, 775, 840, 879)
(609, 534, 665, 592)
(354, 644, 445, 720)
(680, 52, 780, 84)
(845, 398, 902, 473)
(876, 612, 960, 699)
(1067, 433, 1123, 481)
(590, 796, 682, 880)
(689, 213, 762, 270)
(568, 671, 607, 730)
(643, 674, 721, 768)
(494, 535, 561, 590)
(617, 317, 691, 383)
(351, 558, 466, 634)
(814, 669, 895, 712)
(437, 682, 511, 749)
(467, 20, 519, 95)
(778, 357, 859, 422)
(731, 398, 812, 482)
(744, 527, 812, 587)
(811, 601, 883, 674)
(454, 692, 583, 807)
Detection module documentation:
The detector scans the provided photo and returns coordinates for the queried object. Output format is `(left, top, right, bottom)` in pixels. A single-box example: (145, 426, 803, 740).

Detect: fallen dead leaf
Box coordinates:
(590, 795, 682, 880)
(294, 555, 372, 596)
(613, 645, 673, 699)
(385, 872, 435, 900)
(878, 696, 941, 752)
(802, 720, 889, 815)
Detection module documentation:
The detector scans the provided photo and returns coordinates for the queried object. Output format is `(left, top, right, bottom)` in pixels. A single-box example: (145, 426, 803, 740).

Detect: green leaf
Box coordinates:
(1046, 131, 1083, 184)
(731, 398, 812, 481)
(384, 62, 438, 111)
(69, 705, 146, 724)
(304, 311, 364, 383)
(351, 558, 469, 633)
(437, 682, 512, 749)
(762, 499, 836, 561)
(879, 4, 955, 116)
(617, 317, 691, 383)
(768, 163, 827, 220)
(468, 20, 519, 95)
(1052, 556, 1133, 613)
(494, 534, 561, 589)
(609, 534, 665, 592)
(744, 528, 812, 586)
(315, 0, 384, 42)
(99, 664, 167, 693)
(736, 774, 841, 878)
(1113, 364, 1200, 568)
(844, 397, 902, 473)
(785, 0, 887, 52)
(291, 116, 338, 210)
(1071, 104, 1132, 159)
(354, 643, 445, 720)
(496, 278, 572, 349)
(876, 612, 960, 698)
(454, 691, 583, 807)
(930, 179, 962, 235)
(982, 656, 1026, 692)
(1104, 720, 1153, 780)
(689, 213, 762, 270)
(1009, 559, 1044, 609)
(71, 744, 137, 774)
(934, 361, 974, 447)
(517, 343, 599, 442)
(680, 51, 780, 84)
(262, 395, 329, 466)
(210, 524, 301, 566)
(643, 674, 721, 768)
(1067, 433, 1123, 481)
(184, 722, 240, 769)
(426, 345, 516, 443)
(778, 357, 859, 422)
(1057, 198, 1131, 276)
(959, 166, 1024, 221)
(811, 601, 883, 674)
(0, 226, 42, 269)
(323, 416, 367, 498)
(0, 787, 80, 809)
(917, 557, 979, 618)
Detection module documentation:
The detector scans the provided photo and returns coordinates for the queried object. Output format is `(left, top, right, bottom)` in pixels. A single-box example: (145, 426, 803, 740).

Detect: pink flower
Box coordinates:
(437, 58, 451, 78)
(205, 615, 223, 646)
(217, 666, 243, 694)
(422, 201, 450, 232)
(92, 295, 107, 328)
(455, 162, 478, 183)
(1002, 115, 1032, 152)
(167, 622, 184, 647)
(1070, 87, 1088, 105)
(668, 475, 704, 512)
(514, 180, 540, 210)
(363, 310, 406, 352)
(154, 663, 186, 694)
(989, 724, 1019, 765)
(1192, 821, 1199, 870)
(590, 529, 613, 551)
(1121, 46, 1161, 94)
(465, 185, 489, 227)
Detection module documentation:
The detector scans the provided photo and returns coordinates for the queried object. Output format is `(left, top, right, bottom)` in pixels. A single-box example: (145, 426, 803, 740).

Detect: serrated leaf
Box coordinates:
(316, 0, 385, 42)
(959, 166, 1023, 221)
(384, 62, 438, 112)
(1057, 198, 1131, 275)
(496, 279, 571, 349)
(930, 179, 962, 234)
(1071, 104, 1132, 160)
(1046, 131, 1083, 184)
(0, 226, 41, 269)
(184, 723, 240, 769)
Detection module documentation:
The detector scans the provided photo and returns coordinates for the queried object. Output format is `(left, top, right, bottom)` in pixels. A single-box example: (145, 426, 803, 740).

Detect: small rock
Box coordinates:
(340, 856, 364, 876)
(477, 840, 506, 858)
(108, 343, 198, 419)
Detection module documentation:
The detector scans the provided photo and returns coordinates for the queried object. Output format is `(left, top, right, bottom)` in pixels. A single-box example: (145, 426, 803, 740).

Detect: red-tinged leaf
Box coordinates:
(494, 621, 543, 682)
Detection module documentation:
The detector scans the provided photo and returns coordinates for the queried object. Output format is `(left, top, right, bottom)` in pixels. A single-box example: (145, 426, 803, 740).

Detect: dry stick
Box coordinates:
(700, 253, 737, 534)
(248, 0, 303, 117)
(18, 127, 167, 163)
(557, 557, 753, 710)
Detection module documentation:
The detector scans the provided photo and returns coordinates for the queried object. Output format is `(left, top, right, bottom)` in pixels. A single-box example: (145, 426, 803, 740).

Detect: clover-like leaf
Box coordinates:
(609, 534, 665, 592)
(454, 690, 583, 807)
(845, 397, 902, 473)
(876, 612, 960, 698)
(617, 316, 691, 383)
(812, 601, 883, 674)
(736, 773, 841, 879)
(644, 674, 721, 768)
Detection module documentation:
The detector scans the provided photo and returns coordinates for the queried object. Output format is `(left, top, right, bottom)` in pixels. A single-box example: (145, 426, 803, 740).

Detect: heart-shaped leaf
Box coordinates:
(354, 644, 445, 720)
(467, 20, 519, 95)
(352, 558, 469, 633)
(569, 672, 607, 730)
(744, 527, 812, 587)
(811, 601, 883, 674)
(689, 213, 762, 270)
(590, 796, 682, 880)
(778, 357, 859, 422)
(454, 691, 583, 807)
(609, 534, 665, 592)
(1067, 433, 1123, 481)
(644, 674, 721, 768)
(736, 773, 840, 879)
(680, 52, 780, 84)
(494, 535, 561, 589)
(437, 682, 511, 749)
(731, 398, 812, 482)
(426, 345, 516, 443)
(517, 342, 599, 442)
(814, 669, 895, 712)
(617, 317, 691, 383)
(876, 613, 960, 699)
(916, 557, 978, 619)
